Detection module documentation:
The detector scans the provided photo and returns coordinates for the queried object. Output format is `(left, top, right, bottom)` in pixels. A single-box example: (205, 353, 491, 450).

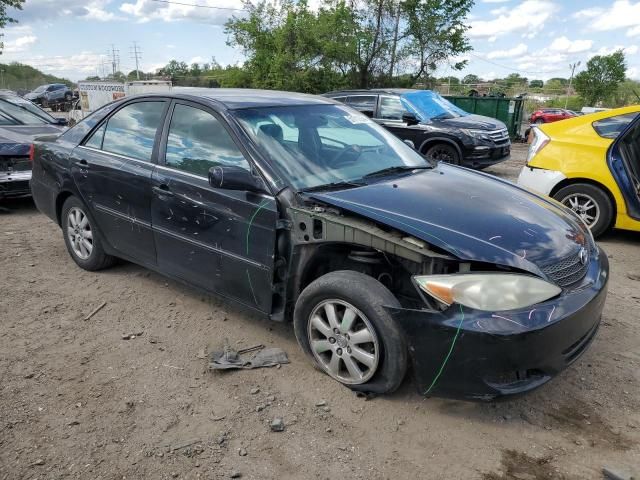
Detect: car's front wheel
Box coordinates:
(61, 196, 115, 271)
(553, 183, 614, 237)
(294, 271, 407, 394)
(423, 143, 460, 165)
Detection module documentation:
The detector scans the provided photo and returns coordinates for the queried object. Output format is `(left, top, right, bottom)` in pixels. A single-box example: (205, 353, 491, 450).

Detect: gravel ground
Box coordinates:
(1, 144, 639, 479)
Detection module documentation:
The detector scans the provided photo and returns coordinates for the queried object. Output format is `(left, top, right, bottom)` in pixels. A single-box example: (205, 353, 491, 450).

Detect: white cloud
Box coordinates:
(572, 7, 602, 20)
(549, 36, 593, 54)
(469, 0, 556, 39)
(593, 45, 639, 57)
(14, 0, 118, 22)
(120, 0, 245, 25)
(486, 43, 528, 59)
(189, 56, 205, 64)
(3, 35, 38, 54)
(628, 66, 640, 79)
(575, 0, 640, 37)
(628, 25, 640, 37)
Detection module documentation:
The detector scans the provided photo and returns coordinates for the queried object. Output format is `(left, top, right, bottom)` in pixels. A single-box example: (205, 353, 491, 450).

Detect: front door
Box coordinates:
(609, 113, 640, 221)
(374, 95, 423, 146)
(70, 100, 168, 266)
(151, 101, 278, 313)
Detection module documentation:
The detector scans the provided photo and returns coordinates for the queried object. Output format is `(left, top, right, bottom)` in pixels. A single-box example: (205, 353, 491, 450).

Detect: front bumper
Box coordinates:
(0, 170, 32, 199)
(462, 143, 511, 168)
(388, 247, 609, 401)
(517, 166, 566, 196)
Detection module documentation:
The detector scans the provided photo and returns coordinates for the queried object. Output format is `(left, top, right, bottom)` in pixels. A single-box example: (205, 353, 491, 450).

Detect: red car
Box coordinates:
(530, 108, 576, 124)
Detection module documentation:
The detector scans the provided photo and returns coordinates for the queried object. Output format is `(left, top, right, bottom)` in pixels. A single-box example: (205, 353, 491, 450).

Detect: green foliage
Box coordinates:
(606, 78, 640, 107)
(223, 0, 474, 91)
(462, 74, 481, 85)
(0, 0, 24, 48)
(529, 79, 543, 88)
(575, 50, 626, 106)
(0, 62, 72, 91)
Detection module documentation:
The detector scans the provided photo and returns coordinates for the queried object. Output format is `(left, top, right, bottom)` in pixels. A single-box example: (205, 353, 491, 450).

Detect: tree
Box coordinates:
(462, 74, 481, 85)
(401, 0, 473, 85)
(575, 50, 626, 106)
(0, 0, 26, 52)
(529, 79, 543, 88)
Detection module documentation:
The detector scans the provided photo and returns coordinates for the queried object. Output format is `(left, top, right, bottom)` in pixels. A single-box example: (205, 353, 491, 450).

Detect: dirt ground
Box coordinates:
(1, 144, 639, 479)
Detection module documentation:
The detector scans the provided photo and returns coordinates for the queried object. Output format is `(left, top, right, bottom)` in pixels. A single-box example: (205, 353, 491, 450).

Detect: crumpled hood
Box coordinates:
(434, 114, 506, 131)
(309, 165, 587, 276)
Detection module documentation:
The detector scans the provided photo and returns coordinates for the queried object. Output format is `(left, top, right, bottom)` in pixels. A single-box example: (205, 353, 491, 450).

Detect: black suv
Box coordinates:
(324, 89, 510, 168)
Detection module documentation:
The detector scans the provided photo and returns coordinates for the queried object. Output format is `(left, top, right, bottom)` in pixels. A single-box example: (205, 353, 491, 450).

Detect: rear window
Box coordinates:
(592, 113, 638, 139)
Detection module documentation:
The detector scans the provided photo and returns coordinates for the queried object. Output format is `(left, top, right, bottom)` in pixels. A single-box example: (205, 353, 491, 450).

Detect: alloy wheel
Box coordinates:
(67, 207, 93, 260)
(307, 299, 380, 385)
(561, 193, 600, 228)
(426, 145, 457, 164)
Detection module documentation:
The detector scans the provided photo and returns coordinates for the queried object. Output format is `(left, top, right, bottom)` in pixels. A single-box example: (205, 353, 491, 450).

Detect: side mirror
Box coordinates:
(208, 165, 264, 192)
(55, 118, 68, 126)
(403, 139, 416, 149)
(402, 112, 420, 126)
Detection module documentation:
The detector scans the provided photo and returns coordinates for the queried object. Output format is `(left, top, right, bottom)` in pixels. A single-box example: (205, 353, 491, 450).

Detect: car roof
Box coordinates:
(324, 88, 420, 96)
(539, 104, 640, 136)
(161, 88, 337, 109)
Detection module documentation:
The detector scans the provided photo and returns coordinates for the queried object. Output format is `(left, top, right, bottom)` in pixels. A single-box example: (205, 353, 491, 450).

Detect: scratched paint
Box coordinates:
(424, 304, 465, 395)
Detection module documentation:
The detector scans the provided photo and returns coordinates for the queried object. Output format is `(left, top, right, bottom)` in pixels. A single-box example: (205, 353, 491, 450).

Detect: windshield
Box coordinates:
(0, 96, 55, 124)
(401, 90, 469, 121)
(33, 85, 47, 93)
(233, 104, 430, 191)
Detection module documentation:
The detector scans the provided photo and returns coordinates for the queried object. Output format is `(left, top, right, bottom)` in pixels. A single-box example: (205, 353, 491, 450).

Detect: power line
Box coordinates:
(131, 41, 142, 80)
(109, 44, 120, 75)
(148, 0, 247, 11)
(468, 52, 573, 76)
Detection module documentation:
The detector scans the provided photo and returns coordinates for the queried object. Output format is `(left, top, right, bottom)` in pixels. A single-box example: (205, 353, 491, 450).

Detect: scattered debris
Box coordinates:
(122, 331, 143, 340)
(84, 301, 107, 321)
(209, 340, 289, 370)
(250, 387, 260, 395)
(212, 415, 226, 421)
(238, 448, 247, 457)
(196, 347, 207, 359)
(270, 418, 285, 432)
(627, 272, 640, 282)
(256, 404, 265, 412)
(162, 364, 185, 370)
(32, 459, 45, 466)
(170, 440, 201, 452)
(315, 400, 327, 407)
(230, 472, 242, 479)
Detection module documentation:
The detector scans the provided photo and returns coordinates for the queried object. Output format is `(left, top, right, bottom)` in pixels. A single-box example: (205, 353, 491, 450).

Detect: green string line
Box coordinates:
(424, 304, 465, 396)
(246, 199, 271, 256)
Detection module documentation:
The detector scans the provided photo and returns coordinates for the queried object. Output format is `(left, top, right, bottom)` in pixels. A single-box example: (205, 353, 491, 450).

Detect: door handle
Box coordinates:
(152, 184, 174, 196)
(74, 159, 89, 168)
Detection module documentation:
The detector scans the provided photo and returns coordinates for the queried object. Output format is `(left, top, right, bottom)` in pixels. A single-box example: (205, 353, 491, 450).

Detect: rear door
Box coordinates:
(607, 112, 640, 221)
(151, 100, 278, 313)
(70, 99, 168, 266)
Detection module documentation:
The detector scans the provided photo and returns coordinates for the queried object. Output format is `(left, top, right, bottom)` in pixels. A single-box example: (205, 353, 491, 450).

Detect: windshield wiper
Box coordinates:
(362, 165, 432, 179)
(299, 180, 366, 193)
(431, 113, 453, 120)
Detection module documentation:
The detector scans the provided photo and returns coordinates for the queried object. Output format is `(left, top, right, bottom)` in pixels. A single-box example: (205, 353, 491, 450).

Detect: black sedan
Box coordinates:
(0, 93, 67, 200)
(324, 89, 511, 168)
(31, 89, 608, 400)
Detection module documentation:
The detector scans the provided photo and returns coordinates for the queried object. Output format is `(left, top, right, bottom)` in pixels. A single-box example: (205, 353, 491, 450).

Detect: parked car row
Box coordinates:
(28, 89, 609, 401)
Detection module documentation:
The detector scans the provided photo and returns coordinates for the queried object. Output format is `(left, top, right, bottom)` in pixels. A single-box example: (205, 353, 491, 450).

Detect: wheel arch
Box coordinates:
(55, 190, 75, 226)
(549, 177, 618, 224)
(418, 136, 463, 158)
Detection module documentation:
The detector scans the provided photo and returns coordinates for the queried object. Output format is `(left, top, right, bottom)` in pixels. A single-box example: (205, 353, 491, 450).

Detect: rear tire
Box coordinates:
(534, 118, 544, 125)
(294, 270, 408, 394)
(553, 183, 614, 238)
(423, 143, 461, 165)
(61, 196, 116, 271)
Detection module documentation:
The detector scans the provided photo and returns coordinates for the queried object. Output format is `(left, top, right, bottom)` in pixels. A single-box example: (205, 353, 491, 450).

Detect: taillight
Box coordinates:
(526, 127, 550, 164)
(28, 144, 35, 162)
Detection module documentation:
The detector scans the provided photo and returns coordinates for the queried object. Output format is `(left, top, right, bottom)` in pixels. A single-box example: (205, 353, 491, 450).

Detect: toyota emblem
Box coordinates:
(579, 247, 588, 265)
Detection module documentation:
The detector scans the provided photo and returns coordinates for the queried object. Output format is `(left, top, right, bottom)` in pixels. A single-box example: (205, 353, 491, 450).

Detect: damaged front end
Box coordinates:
(273, 189, 608, 401)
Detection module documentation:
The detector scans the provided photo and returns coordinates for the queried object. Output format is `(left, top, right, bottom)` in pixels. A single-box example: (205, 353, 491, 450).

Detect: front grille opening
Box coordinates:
(541, 248, 589, 288)
(484, 369, 547, 387)
(562, 321, 599, 363)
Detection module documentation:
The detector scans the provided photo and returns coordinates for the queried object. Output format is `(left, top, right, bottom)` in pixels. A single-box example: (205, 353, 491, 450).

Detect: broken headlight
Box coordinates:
(413, 273, 561, 311)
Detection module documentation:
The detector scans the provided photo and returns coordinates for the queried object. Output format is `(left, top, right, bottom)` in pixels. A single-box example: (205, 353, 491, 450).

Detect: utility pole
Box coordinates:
(109, 44, 120, 77)
(565, 61, 581, 109)
(131, 41, 142, 80)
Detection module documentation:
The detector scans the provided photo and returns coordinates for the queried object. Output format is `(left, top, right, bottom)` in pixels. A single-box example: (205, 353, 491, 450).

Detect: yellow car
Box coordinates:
(518, 105, 640, 237)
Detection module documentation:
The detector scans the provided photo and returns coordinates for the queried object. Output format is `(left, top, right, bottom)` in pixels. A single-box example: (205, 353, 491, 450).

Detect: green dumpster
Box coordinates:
(444, 96, 525, 139)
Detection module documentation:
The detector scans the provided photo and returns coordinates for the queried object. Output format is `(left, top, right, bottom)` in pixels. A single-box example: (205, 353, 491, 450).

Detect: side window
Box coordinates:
(347, 95, 377, 117)
(101, 101, 165, 162)
(593, 113, 639, 139)
(379, 96, 407, 121)
(84, 123, 106, 149)
(47, 86, 56, 92)
(165, 104, 250, 177)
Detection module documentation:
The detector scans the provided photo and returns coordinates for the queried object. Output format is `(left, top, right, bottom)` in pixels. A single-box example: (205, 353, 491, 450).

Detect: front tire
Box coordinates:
(61, 196, 115, 271)
(553, 183, 614, 238)
(423, 143, 461, 165)
(294, 271, 408, 394)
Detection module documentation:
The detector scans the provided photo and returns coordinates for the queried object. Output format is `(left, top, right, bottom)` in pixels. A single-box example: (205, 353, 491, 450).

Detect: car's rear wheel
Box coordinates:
(294, 270, 407, 394)
(423, 143, 460, 165)
(61, 196, 115, 271)
(553, 183, 614, 238)
(534, 118, 544, 125)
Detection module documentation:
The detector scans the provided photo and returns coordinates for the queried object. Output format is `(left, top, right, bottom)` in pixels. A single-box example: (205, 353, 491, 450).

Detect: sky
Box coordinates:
(1, 0, 640, 83)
